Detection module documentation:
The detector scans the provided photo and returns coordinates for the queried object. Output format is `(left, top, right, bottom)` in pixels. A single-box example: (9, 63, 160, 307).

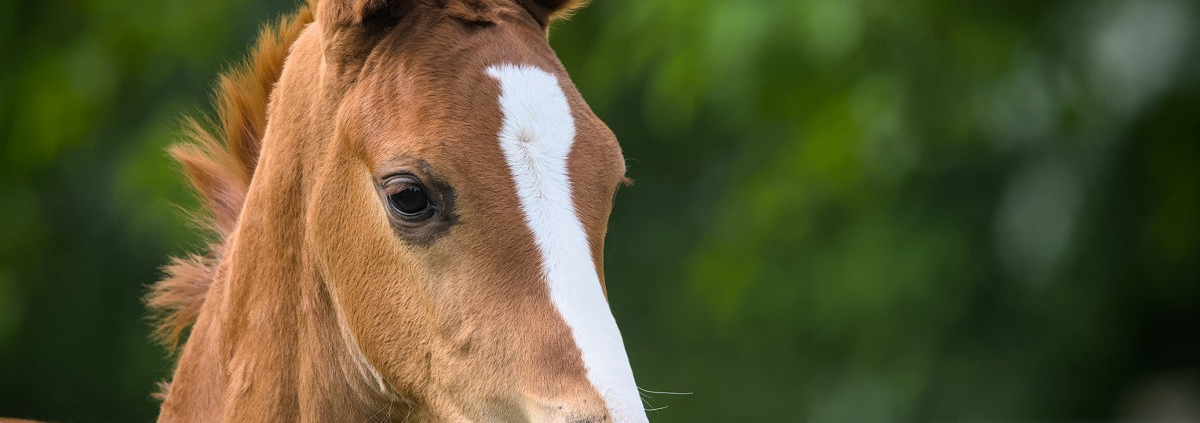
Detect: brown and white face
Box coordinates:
(301, 1, 646, 422)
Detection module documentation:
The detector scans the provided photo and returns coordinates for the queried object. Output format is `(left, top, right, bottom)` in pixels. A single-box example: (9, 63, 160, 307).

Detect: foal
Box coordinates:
(145, 0, 647, 422)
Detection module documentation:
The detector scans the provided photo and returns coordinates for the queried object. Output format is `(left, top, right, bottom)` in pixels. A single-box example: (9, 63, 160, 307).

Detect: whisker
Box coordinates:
(387, 395, 396, 423)
(640, 393, 672, 416)
(638, 384, 689, 416)
(362, 394, 389, 423)
(637, 387, 693, 395)
(639, 396, 658, 413)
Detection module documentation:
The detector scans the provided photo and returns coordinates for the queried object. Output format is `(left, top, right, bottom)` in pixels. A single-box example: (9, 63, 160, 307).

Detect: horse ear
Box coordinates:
(316, 0, 414, 78)
(517, 0, 591, 28)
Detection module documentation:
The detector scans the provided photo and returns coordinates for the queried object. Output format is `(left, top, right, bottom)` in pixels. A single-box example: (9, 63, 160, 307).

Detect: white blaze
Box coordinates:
(487, 64, 648, 423)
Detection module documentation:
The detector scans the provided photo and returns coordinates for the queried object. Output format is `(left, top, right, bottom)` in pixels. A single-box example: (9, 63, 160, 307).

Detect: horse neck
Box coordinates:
(159, 136, 398, 423)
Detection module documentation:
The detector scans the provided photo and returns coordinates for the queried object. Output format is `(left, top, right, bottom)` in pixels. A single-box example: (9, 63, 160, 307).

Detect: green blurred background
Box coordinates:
(2, 0, 1199, 421)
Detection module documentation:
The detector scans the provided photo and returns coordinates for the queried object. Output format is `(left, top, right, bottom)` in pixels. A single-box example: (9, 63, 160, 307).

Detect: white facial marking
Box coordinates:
(487, 64, 647, 423)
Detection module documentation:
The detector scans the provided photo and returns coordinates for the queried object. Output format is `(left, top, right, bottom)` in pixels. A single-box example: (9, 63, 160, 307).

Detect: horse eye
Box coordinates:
(387, 180, 433, 218)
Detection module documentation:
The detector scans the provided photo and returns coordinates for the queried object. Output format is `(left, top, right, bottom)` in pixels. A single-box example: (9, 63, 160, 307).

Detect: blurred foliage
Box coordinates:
(2, 0, 1199, 422)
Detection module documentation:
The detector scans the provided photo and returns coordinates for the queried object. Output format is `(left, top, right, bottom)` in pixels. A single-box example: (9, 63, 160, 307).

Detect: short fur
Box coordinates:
(149, 0, 593, 351)
(137, 0, 638, 422)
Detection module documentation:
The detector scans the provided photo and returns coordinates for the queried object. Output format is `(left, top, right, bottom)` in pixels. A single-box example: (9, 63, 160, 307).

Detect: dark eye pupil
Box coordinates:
(389, 186, 430, 215)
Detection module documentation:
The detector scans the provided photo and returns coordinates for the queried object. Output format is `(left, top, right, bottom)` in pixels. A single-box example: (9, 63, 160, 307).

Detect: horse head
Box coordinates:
(152, 1, 647, 422)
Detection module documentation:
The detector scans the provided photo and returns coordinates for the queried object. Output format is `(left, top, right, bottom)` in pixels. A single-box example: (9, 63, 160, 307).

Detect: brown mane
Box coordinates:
(146, 6, 314, 350)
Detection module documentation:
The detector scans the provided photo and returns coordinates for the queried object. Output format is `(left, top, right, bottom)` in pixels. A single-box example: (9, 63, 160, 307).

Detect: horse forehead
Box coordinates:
(356, 60, 615, 166)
